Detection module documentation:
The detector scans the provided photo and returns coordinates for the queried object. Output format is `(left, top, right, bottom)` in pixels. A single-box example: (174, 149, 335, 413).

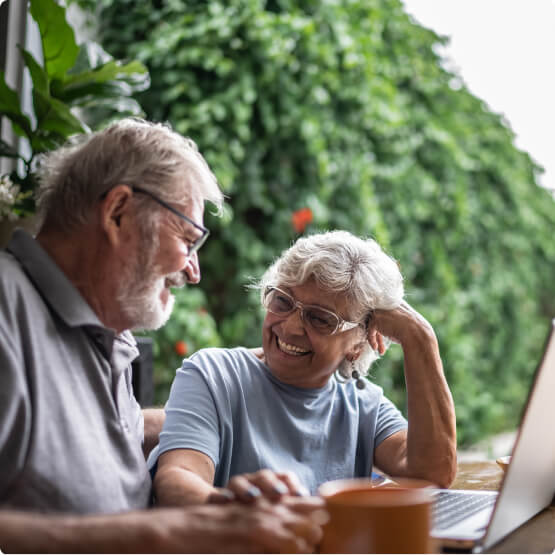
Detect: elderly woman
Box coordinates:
(149, 231, 456, 506)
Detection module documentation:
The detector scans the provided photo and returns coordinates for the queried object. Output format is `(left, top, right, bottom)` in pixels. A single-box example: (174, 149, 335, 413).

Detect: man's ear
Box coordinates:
(99, 185, 134, 246)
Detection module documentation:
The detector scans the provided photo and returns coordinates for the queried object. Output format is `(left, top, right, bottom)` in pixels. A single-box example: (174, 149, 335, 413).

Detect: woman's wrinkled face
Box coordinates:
(261, 279, 364, 389)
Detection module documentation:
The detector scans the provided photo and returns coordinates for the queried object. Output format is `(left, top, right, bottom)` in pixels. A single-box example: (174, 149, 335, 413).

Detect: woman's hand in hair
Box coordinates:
(366, 300, 436, 353)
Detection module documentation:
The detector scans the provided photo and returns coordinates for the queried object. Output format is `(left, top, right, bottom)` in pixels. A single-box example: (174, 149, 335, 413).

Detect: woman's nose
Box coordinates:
(280, 306, 306, 334)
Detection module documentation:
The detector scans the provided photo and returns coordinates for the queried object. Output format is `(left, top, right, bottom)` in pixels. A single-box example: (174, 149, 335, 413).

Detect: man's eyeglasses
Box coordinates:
(132, 186, 210, 256)
(263, 286, 361, 336)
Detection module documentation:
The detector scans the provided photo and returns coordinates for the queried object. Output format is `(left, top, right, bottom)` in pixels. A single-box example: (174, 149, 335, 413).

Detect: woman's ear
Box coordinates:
(347, 339, 366, 362)
(346, 342, 368, 390)
(99, 185, 134, 245)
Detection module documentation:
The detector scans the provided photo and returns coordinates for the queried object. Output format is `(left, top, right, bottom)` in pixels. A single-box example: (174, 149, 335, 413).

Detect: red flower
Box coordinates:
(291, 207, 313, 233)
(174, 340, 188, 357)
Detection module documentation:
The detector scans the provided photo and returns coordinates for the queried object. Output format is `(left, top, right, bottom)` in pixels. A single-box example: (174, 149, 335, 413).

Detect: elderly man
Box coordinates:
(0, 119, 323, 553)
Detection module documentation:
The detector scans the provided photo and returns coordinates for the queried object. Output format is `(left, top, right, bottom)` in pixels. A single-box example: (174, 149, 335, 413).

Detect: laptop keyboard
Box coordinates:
(433, 491, 497, 530)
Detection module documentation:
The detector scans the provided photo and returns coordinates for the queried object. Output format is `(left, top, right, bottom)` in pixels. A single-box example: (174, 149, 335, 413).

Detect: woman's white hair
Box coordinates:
(258, 230, 404, 380)
(36, 117, 224, 233)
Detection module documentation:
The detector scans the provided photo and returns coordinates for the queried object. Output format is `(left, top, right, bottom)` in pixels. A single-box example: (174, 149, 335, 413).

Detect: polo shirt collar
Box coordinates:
(7, 229, 103, 328)
(6, 229, 137, 360)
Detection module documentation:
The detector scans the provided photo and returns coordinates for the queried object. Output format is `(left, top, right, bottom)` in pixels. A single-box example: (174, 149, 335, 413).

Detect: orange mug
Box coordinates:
(318, 478, 436, 554)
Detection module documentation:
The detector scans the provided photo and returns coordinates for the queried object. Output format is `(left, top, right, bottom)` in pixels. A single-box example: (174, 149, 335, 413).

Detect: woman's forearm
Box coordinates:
(403, 325, 457, 488)
(371, 303, 457, 488)
(154, 465, 217, 506)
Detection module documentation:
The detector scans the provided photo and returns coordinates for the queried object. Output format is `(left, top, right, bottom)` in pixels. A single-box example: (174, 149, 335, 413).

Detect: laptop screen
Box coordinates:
(482, 320, 555, 549)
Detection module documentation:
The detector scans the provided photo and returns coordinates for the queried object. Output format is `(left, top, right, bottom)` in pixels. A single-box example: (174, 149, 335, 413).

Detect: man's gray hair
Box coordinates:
(36, 118, 224, 233)
(258, 230, 404, 379)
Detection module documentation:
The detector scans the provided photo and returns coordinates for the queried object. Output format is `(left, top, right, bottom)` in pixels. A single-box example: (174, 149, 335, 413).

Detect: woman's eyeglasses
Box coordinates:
(263, 286, 360, 336)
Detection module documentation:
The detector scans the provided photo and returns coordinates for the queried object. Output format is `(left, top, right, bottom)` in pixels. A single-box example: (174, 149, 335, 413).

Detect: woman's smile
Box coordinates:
(276, 336, 311, 357)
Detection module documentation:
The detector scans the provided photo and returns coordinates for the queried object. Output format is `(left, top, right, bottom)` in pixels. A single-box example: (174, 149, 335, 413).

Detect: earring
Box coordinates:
(351, 360, 366, 389)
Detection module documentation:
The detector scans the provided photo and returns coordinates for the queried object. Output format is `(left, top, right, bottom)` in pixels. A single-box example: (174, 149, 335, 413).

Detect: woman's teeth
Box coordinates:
(277, 338, 309, 356)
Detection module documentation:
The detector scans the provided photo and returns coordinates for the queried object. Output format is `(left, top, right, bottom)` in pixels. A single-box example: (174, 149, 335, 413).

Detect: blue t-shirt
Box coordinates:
(149, 347, 407, 494)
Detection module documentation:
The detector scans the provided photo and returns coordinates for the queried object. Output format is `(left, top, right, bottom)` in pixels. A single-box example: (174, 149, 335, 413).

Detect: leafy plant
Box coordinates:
(139, 287, 223, 403)
(0, 0, 149, 219)
(81, 0, 555, 445)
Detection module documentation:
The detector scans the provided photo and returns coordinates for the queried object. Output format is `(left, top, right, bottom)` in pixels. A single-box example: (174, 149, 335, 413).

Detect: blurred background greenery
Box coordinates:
(7, 0, 555, 447)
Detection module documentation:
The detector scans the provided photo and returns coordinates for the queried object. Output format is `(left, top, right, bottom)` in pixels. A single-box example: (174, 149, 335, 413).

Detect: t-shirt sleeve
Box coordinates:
(155, 359, 221, 467)
(374, 394, 407, 447)
(0, 322, 31, 499)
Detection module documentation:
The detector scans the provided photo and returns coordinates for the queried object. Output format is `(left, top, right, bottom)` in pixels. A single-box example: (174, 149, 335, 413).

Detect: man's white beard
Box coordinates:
(129, 274, 176, 331)
(116, 244, 180, 331)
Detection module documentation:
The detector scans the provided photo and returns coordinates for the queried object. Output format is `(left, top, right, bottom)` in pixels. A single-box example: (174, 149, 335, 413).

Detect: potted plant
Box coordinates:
(0, 0, 149, 243)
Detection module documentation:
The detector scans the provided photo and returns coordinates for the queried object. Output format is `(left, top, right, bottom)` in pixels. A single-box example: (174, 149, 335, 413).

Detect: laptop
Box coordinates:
(431, 319, 555, 551)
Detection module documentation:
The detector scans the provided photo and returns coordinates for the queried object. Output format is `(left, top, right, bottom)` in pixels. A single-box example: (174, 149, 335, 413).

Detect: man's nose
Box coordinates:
(184, 252, 201, 284)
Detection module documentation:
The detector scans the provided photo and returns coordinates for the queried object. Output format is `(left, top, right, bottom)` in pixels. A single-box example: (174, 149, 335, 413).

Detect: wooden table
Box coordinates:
(450, 460, 555, 553)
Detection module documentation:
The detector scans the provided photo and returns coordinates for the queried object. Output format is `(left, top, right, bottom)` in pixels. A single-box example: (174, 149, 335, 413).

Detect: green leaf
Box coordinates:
(0, 72, 33, 138)
(54, 80, 132, 104)
(50, 43, 150, 109)
(70, 41, 113, 74)
(33, 90, 86, 139)
(0, 72, 23, 114)
(66, 43, 149, 89)
(19, 48, 49, 96)
(31, 88, 52, 124)
(30, 0, 79, 80)
(29, 133, 63, 154)
(77, 96, 145, 115)
(20, 48, 53, 123)
(63, 59, 150, 90)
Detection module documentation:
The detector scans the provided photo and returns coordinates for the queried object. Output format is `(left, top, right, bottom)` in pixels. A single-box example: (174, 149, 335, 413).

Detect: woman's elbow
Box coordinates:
(431, 450, 458, 488)
(412, 447, 457, 489)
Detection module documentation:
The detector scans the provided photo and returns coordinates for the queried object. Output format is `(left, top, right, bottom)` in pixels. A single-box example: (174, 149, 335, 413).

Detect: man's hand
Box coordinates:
(0, 502, 327, 554)
(146, 500, 326, 553)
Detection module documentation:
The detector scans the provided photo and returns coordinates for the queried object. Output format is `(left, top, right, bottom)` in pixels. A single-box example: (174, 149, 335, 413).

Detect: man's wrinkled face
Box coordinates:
(117, 194, 204, 331)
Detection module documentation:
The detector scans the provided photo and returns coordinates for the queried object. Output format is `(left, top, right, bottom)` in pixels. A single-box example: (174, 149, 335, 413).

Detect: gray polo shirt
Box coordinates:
(0, 230, 151, 514)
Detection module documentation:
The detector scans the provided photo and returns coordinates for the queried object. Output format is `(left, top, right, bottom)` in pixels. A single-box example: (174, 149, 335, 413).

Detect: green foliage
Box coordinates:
(138, 287, 222, 404)
(84, 0, 555, 445)
(0, 0, 149, 217)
